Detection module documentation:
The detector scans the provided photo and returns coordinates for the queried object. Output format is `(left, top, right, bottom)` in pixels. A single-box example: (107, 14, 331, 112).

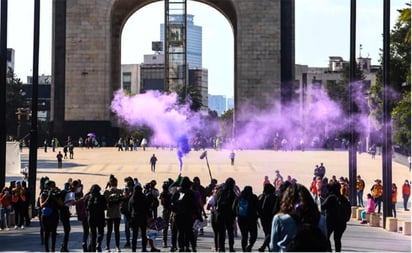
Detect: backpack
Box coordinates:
(287, 217, 328, 252)
(337, 195, 351, 222)
(238, 197, 249, 217)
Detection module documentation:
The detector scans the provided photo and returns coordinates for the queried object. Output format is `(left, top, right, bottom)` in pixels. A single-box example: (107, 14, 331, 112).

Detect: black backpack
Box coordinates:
(287, 216, 328, 252)
(337, 195, 351, 222)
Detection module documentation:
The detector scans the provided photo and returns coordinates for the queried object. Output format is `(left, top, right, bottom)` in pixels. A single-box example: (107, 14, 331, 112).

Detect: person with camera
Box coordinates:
(104, 175, 123, 252)
(39, 180, 62, 252)
(0, 186, 12, 231)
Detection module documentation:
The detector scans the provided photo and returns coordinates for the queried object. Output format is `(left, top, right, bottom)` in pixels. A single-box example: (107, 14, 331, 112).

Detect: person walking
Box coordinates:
(44, 139, 48, 152)
(269, 183, 327, 252)
(257, 183, 278, 252)
(86, 184, 107, 252)
(56, 151, 63, 168)
(321, 183, 351, 252)
(214, 177, 237, 252)
(356, 175, 365, 207)
(150, 154, 158, 172)
(170, 177, 201, 252)
(233, 185, 259, 252)
(402, 180, 410, 211)
(39, 180, 61, 252)
(229, 150, 235, 166)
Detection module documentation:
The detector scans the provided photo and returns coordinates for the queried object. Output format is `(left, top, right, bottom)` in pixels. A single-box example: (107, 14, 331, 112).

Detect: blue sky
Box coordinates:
(7, 0, 409, 97)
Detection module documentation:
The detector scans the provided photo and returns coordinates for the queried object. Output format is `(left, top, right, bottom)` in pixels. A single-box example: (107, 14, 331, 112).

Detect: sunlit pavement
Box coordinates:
(2, 147, 411, 252)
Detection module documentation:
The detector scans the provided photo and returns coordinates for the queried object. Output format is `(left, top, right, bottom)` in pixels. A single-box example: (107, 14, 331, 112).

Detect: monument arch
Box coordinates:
(51, 0, 294, 142)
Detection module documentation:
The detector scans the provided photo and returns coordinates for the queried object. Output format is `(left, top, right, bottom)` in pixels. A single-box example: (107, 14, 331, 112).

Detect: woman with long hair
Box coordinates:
(269, 183, 327, 252)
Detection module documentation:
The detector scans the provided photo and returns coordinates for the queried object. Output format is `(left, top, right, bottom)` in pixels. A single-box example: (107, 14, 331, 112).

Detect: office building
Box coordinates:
(160, 14, 202, 68)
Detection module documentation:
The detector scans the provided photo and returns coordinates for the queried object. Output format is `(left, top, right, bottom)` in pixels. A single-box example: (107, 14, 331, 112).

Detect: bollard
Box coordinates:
(356, 208, 364, 220)
(351, 206, 357, 219)
(369, 213, 381, 227)
(402, 220, 411, 235)
(366, 213, 371, 223)
(9, 211, 15, 226)
(385, 217, 397, 232)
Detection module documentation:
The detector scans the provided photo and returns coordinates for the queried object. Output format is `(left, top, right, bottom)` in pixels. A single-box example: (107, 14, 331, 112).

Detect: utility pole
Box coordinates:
(382, 0, 392, 228)
(0, 0, 7, 189)
(348, 0, 358, 206)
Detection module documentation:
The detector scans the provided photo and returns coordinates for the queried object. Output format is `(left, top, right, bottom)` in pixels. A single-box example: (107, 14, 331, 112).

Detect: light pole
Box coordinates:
(0, 0, 7, 189)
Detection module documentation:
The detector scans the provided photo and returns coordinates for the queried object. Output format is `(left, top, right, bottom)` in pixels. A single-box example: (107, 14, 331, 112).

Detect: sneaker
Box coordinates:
(0, 228, 3, 231)
(6, 227, 10, 231)
(21, 225, 24, 230)
(115, 247, 121, 252)
(14, 225, 18, 230)
(150, 248, 160, 252)
(105, 247, 111, 252)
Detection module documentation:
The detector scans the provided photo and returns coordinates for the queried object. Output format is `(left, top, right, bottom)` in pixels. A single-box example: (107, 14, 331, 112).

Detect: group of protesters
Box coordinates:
(2, 163, 410, 252)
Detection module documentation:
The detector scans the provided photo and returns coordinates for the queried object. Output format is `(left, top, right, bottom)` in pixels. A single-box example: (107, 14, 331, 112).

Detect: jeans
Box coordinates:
(403, 194, 410, 209)
(357, 190, 364, 206)
(0, 207, 10, 228)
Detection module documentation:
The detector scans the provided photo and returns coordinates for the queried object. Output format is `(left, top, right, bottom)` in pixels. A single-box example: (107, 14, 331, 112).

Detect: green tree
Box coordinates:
(219, 108, 233, 139)
(325, 64, 365, 115)
(6, 70, 26, 139)
(370, 4, 411, 152)
(176, 84, 204, 112)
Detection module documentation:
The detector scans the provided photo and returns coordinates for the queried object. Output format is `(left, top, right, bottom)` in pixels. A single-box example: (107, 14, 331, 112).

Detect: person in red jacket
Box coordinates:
(0, 186, 12, 230)
(402, 180, 410, 211)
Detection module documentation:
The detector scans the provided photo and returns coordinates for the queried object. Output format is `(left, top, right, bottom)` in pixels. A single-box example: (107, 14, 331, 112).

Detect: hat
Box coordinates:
(375, 179, 381, 183)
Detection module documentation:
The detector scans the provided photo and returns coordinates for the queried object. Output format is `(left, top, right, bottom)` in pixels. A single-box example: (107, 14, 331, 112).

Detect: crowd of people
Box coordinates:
(0, 164, 411, 252)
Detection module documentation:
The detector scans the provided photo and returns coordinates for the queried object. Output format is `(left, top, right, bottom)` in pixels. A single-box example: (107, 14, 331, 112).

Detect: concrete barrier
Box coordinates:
(402, 220, 411, 235)
(385, 217, 397, 232)
(356, 208, 364, 220)
(351, 206, 357, 219)
(366, 213, 371, 223)
(369, 213, 381, 227)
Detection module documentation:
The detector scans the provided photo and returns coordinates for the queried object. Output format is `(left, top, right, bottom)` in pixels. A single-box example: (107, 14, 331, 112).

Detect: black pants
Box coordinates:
(327, 222, 346, 252)
(106, 218, 121, 249)
(81, 219, 90, 247)
(14, 203, 25, 227)
(211, 212, 219, 251)
(60, 209, 71, 250)
(216, 215, 235, 252)
(238, 217, 257, 251)
(42, 214, 59, 252)
(259, 216, 273, 250)
(89, 221, 104, 252)
(175, 216, 195, 251)
(131, 221, 148, 252)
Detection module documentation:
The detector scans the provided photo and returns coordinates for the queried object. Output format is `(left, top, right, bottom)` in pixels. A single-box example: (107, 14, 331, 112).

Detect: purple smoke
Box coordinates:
(111, 80, 382, 153)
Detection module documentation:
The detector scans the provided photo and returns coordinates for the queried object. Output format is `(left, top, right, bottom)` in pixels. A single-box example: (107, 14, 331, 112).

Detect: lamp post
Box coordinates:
(382, 0, 392, 228)
(0, 0, 7, 189)
(28, 0, 40, 216)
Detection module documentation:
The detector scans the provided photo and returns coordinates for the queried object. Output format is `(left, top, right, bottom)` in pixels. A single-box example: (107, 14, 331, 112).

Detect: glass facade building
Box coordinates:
(161, 14, 202, 68)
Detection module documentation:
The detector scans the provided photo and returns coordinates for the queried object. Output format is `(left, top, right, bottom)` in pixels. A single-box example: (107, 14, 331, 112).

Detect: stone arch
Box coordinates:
(51, 0, 293, 141)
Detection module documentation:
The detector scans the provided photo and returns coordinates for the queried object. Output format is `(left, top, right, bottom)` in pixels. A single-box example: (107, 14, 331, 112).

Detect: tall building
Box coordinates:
(208, 95, 227, 116)
(227, 97, 234, 111)
(121, 64, 141, 94)
(160, 14, 202, 68)
(188, 68, 208, 109)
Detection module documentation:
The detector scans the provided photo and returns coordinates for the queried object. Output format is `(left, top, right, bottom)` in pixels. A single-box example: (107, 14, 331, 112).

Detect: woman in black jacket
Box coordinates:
(233, 185, 259, 252)
(128, 184, 149, 252)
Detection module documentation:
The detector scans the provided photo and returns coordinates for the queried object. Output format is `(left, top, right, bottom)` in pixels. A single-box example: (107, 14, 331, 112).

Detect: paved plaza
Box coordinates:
(2, 147, 411, 252)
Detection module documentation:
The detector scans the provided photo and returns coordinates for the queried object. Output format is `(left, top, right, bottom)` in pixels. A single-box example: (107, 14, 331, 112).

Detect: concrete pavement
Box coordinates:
(1, 147, 411, 252)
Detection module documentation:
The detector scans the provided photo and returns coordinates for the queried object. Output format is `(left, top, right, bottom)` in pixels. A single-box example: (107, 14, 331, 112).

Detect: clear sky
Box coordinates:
(6, 0, 409, 98)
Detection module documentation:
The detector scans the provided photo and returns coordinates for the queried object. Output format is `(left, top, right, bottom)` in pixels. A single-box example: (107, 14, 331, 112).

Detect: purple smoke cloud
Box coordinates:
(111, 81, 380, 153)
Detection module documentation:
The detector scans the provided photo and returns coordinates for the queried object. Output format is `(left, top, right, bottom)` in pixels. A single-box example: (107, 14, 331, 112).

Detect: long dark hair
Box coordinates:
(279, 183, 320, 225)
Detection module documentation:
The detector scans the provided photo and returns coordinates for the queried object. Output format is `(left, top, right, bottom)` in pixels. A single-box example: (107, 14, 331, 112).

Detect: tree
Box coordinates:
(370, 4, 411, 153)
(219, 108, 233, 139)
(176, 84, 204, 112)
(6, 70, 26, 139)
